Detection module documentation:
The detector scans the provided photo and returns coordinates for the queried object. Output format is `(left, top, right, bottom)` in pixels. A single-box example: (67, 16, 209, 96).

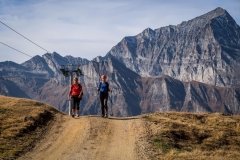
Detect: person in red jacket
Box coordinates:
(69, 77, 83, 117)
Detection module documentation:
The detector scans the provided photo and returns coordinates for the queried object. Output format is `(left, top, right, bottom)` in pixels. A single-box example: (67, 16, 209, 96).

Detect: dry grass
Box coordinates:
(0, 96, 60, 160)
(144, 112, 240, 160)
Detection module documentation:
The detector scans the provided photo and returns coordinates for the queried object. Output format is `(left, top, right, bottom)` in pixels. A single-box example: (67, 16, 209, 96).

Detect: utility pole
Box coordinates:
(60, 65, 83, 116)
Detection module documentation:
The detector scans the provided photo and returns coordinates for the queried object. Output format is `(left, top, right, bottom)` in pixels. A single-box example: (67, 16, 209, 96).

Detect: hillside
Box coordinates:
(1, 96, 240, 160)
(143, 112, 240, 159)
(0, 96, 62, 159)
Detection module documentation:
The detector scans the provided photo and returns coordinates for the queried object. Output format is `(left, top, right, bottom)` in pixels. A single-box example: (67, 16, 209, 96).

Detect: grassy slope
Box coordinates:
(0, 96, 61, 160)
(144, 112, 240, 160)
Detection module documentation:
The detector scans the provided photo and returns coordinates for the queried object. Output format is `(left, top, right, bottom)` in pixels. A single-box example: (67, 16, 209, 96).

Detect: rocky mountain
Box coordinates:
(107, 7, 240, 87)
(0, 7, 239, 116)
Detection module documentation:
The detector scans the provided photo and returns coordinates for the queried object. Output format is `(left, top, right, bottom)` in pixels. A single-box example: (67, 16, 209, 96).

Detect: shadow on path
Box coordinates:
(74, 115, 142, 120)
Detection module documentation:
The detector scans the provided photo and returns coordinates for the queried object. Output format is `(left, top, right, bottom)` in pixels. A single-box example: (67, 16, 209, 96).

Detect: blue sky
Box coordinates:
(0, 0, 239, 63)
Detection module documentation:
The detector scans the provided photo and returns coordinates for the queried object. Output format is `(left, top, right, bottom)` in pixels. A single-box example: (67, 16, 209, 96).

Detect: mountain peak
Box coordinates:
(22, 55, 44, 65)
(212, 7, 226, 14)
(177, 7, 235, 30)
(140, 28, 155, 38)
(142, 28, 154, 33)
(205, 7, 228, 19)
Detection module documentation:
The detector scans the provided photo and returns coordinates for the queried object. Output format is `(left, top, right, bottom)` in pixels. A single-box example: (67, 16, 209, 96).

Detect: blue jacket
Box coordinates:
(98, 82, 110, 94)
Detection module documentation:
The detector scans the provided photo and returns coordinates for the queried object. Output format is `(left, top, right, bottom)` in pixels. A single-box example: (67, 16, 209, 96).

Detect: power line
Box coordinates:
(0, 19, 49, 53)
(0, 41, 70, 67)
(0, 20, 83, 68)
(0, 41, 33, 58)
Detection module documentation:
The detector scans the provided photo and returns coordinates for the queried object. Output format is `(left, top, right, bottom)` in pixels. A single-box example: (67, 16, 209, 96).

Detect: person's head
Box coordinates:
(101, 75, 107, 82)
(73, 77, 79, 84)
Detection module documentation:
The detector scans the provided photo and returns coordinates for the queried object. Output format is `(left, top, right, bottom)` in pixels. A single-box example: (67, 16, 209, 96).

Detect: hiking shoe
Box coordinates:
(101, 114, 105, 118)
(71, 114, 74, 118)
(105, 114, 108, 118)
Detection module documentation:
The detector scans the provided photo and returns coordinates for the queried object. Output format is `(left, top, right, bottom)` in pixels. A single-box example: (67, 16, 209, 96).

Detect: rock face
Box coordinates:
(0, 7, 239, 115)
(139, 76, 240, 114)
(107, 7, 240, 87)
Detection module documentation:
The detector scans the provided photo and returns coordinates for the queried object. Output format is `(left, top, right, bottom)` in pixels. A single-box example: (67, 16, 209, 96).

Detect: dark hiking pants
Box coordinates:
(100, 93, 108, 116)
(71, 96, 80, 110)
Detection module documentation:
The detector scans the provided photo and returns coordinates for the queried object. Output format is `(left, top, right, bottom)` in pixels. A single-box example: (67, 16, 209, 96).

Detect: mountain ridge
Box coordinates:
(107, 7, 240, 87)
(0, 7, 240, 115)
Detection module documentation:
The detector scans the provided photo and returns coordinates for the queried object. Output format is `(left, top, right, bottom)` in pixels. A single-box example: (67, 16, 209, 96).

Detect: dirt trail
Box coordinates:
(19, 116, 147, 160)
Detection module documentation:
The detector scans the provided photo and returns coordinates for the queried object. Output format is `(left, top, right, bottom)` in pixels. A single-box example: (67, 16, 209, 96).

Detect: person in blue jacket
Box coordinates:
(98, 75, 110, 118)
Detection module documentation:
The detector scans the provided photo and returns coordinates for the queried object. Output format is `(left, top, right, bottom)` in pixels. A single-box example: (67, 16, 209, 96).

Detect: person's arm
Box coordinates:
(98, 82, 101, 92)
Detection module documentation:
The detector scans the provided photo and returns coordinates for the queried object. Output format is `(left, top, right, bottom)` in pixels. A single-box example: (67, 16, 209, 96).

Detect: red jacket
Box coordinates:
(69, 84, 82, 96)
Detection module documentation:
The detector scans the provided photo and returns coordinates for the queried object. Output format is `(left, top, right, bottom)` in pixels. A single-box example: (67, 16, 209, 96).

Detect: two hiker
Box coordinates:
(69, 75, 111, 118)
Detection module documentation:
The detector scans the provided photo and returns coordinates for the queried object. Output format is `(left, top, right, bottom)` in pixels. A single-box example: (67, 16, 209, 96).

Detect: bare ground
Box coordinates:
(19, 116, 148, 160)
